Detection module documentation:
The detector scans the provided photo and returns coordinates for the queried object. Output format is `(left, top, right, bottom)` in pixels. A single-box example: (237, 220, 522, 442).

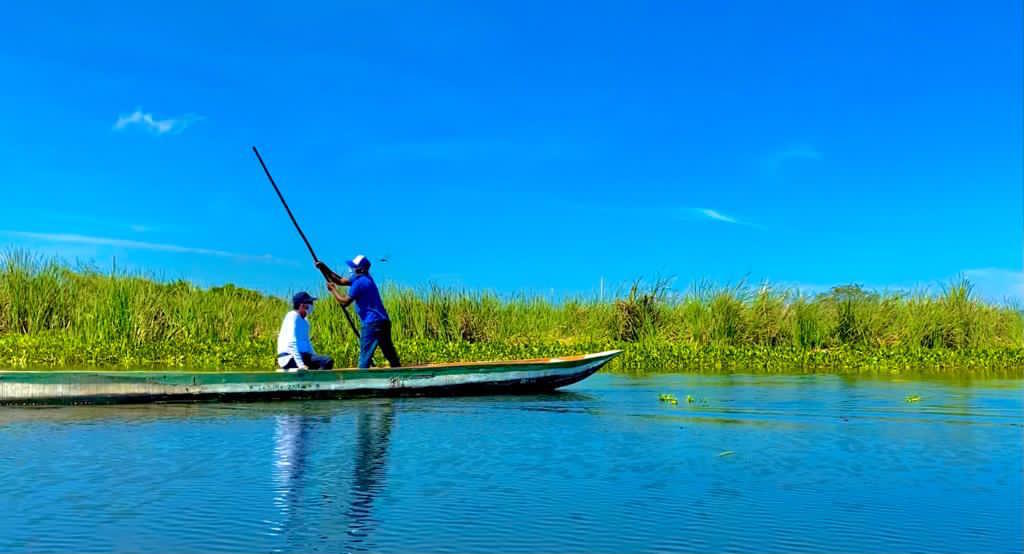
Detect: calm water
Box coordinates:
(1, 374, 1020, 553)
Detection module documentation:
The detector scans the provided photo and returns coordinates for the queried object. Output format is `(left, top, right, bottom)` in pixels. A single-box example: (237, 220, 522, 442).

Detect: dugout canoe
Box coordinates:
(0, 350, 622, 405)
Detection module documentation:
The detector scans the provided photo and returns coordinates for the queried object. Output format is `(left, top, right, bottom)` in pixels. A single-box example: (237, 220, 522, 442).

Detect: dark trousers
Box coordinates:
(359, 320, 400, 369)
(282, 353, 334, 370)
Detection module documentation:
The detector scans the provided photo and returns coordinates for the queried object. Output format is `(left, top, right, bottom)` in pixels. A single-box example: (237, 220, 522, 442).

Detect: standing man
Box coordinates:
(276, 291, 334, 371)
(317, 255, 401, 368)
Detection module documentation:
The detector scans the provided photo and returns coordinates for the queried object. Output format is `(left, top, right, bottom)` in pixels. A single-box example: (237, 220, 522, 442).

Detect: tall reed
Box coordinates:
(1, 250, 1021, 375)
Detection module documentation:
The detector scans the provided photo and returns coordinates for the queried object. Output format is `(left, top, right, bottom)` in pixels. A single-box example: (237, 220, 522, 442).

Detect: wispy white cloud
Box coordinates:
(962, 268, 1024, 304)
(1, 231, 289, 264)
(777, 269, 1024, 305)
(38, 212, 172, 235)
(762, 144, 822, 173)
(698, 208, 739, 224)
(685, 207, 761, 228)
(113, 109, 200, 135)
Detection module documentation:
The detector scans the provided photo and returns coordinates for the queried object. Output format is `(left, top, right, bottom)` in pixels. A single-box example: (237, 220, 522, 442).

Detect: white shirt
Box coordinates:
(277, 310, 314, 368)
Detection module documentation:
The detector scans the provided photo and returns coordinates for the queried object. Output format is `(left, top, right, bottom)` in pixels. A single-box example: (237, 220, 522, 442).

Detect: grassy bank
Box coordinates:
(1, 251, 1022, 376)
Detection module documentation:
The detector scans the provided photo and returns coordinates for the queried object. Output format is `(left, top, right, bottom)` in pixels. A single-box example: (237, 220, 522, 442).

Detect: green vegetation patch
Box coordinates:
(1, 251, 1021, 377)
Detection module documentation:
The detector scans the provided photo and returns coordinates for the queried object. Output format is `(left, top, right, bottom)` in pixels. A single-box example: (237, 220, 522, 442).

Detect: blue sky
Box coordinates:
(1, 1, 1021, 301)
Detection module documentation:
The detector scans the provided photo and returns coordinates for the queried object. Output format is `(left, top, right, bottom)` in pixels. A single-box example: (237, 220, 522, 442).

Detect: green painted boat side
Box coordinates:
(0, 350, 622, 405)
(0, 353, 612, 385)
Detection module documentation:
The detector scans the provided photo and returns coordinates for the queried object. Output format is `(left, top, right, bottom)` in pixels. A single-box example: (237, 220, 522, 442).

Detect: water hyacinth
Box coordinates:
(0, 250, 1021, 376)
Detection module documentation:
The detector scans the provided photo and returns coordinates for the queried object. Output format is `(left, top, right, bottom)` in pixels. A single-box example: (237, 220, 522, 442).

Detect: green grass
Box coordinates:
(1, 250, 1022, 376)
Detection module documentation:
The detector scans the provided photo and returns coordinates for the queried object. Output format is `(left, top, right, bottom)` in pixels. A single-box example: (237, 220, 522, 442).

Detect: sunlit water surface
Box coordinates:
(1, 373, 1020, 553)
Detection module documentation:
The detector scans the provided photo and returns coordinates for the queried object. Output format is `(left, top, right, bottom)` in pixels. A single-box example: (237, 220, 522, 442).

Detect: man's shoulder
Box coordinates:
(350, 275, 374, 293)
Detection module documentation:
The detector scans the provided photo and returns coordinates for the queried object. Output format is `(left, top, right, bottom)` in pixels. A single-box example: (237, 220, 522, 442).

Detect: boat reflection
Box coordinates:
(272, 401, 394, 552)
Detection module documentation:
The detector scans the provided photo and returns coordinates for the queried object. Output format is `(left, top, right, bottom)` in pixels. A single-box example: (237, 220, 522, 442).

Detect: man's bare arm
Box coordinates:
(326, 282, 354, 307)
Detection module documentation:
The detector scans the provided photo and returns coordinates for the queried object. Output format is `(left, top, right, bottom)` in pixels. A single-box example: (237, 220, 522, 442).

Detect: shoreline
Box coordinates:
(3, 334, 1021, 377)
(2, 251, 1022, 378)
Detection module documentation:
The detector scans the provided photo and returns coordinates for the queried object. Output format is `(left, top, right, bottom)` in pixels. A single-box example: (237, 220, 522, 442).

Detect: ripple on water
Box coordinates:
(0, 376, 1020, 553)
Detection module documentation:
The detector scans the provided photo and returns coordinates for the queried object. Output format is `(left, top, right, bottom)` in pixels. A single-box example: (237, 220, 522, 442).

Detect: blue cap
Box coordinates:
(346, 254, 371, 270)
(292, 291, 317, 308)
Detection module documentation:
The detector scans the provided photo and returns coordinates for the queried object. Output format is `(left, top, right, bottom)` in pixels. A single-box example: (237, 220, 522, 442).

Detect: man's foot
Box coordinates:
(276, 367, 303, 373)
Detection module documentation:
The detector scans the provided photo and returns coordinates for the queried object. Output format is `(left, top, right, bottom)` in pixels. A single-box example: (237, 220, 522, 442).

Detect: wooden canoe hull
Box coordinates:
(0, 350, 621, 405)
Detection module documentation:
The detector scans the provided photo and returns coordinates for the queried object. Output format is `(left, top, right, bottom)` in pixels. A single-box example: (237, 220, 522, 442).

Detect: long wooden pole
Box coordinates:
(252, 146, 360, 340)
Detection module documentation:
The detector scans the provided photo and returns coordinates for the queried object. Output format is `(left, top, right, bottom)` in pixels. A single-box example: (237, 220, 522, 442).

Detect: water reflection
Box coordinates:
(272, 412, 314, 523)
(1, 376, 1021, 554)
(273, 401, 394, 552)
(346, 403, 394, 551)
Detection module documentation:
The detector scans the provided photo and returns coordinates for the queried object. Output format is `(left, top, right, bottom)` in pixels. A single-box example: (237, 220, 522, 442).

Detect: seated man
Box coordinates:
(317, 255, 400, 369)
(276, 291, 334, 371)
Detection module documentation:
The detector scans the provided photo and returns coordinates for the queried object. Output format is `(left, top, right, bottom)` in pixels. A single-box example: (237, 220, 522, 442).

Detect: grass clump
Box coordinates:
(0, 250, 1021, 377)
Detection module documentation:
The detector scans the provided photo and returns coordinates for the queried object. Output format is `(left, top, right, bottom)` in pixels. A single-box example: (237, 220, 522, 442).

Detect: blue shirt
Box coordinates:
(348, 274, 389, 324)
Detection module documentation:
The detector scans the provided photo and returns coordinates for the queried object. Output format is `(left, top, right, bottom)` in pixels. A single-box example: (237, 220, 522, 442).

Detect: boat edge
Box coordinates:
(0, 350, 623, 405)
